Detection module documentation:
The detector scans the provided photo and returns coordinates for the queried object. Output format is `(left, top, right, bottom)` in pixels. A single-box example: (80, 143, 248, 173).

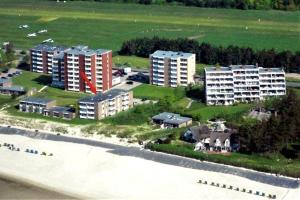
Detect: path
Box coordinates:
(186, 98, 194, 109)
(0, 126, 299, 189)
(38, 85, 48, 93)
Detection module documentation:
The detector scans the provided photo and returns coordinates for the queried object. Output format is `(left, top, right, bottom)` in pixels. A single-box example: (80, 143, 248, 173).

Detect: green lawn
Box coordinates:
(13, 71, 88, 106)
(286, 77, 300, 83)
(0, 94, 11, 107)
(113, 55, 149, 69)
(132, 84, 185, 100)
(148, 142, 300, 178)
(0, 0, 299, 52)
(184, 102, 252, 122)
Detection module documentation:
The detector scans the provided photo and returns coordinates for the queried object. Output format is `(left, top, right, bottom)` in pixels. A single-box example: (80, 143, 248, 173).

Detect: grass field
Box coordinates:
(113, 55, 149, 69)
(148, 142, 300, 178)
(132, 84, 185, 100)
(0, 0, 299, 52)
(184, 102, 252, 121)
(13, 71, 88, 106)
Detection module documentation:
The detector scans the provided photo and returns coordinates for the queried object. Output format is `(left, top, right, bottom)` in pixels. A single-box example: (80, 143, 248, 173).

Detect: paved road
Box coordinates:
(286, 82, 300, 88)
(0, 126, 299, 189)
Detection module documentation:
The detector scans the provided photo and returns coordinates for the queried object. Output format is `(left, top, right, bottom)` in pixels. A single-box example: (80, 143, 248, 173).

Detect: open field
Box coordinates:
(113, 55, 149, 69)
(0, 0, 299, 52)
(132, 84, 185, 100)
(184, 102, 253, 121)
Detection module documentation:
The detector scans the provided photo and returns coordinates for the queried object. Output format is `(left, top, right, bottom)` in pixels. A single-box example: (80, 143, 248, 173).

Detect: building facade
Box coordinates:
(51, 52, 65, 88)
(30, 44, 66, 74)
(19, 97, 56, 114)
(205, 65, 286, 105)
(78, 89, 133, 120)
(64, 46, 112, 93)
(150, 50, 196, 87)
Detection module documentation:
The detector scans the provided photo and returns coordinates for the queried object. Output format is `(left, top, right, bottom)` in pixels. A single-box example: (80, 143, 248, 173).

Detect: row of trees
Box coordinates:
(161, 0, 300, 10)
(58, 0, 300, 10)
(119, 37, 300, 72)
(238, 90, 300, 154)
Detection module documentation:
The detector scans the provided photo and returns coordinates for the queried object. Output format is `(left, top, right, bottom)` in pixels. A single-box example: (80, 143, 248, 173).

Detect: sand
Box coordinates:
(0, 174, 75, 199)
(0, 133, 299, 200)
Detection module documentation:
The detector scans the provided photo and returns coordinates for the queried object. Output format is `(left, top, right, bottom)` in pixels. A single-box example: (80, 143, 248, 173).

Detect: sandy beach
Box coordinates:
(0, 174, 75, 199)
(0, 129, 299, 200)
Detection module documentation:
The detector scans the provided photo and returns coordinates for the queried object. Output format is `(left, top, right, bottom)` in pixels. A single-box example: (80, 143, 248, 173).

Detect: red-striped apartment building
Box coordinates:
(30, 44, 112, 94)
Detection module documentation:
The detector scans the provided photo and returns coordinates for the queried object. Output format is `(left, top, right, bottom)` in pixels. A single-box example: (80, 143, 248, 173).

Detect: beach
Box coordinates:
(0, 175, 74, 199)
(0, 128, 299, 200)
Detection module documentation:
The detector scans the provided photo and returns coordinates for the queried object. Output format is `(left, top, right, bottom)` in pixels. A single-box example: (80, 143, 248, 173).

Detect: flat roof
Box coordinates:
(66, 45, 111, 56)
(0, 78, 11, 84)
(0, 86, 25, 92)
(20, 97, 55, 105)
(205, 67, 232, 72)
(31, 43, 66, 52)
(152, 112, 192, 125)
(45, 106, 74, 113)
(53, 52, 65, 59)
(230, 65, 258, 70)
(79, 89, 129, 103)
(205, 65, 283, 72)
(259, 68, 284, 73)
(151, 50, 194, 59)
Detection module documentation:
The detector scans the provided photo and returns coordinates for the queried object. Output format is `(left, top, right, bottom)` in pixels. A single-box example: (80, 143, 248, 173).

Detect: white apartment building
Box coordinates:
(78, 89, 133, 120)
(150, 50, 196, 87)
(205, 65, 286, 105)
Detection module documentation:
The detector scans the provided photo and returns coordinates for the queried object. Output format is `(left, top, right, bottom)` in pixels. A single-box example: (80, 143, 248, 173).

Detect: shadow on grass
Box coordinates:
(32, 75, 52, 85)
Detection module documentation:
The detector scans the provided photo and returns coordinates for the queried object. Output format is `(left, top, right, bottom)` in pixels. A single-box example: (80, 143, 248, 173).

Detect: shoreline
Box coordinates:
(0, 171, 77, 199)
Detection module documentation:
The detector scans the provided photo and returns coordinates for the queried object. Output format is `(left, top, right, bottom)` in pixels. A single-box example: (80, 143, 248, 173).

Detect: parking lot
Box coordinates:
(112, 69, 149, 90)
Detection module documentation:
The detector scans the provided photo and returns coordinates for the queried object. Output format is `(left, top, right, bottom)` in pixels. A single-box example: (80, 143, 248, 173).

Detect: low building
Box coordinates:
(0, 78, 25, 96)
(181, 119, 238, 152)
(43, 106, 75, 120)
(19, 97, 56, 114)
(0, 86, 25, 96)
(152, 112, 192, 128)
(0, 78, 12, 87)
(78, 89, 133, 120)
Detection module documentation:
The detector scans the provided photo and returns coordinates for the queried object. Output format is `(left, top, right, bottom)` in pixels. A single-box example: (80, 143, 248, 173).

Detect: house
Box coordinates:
(0, 86, 25, 96)
(205, 65, 286, 105)
(19, 97, 56, 114)
(150, 50, 196, 87)
(78, 89, 133, 120)
(43, 106, 75, 120)
(0, 78, 12, 87)
(0, 78, 25, 96)
(181, 119, 238, 152)
(152, 112, 192, 128)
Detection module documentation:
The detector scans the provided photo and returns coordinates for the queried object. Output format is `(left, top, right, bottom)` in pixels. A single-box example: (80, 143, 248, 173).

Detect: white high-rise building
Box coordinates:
(205, 65, 286, 105)
(150, 50, 196, 87)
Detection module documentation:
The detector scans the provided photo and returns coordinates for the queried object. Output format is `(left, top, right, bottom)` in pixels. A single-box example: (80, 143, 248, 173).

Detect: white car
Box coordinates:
(27, 33, 37, 37)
